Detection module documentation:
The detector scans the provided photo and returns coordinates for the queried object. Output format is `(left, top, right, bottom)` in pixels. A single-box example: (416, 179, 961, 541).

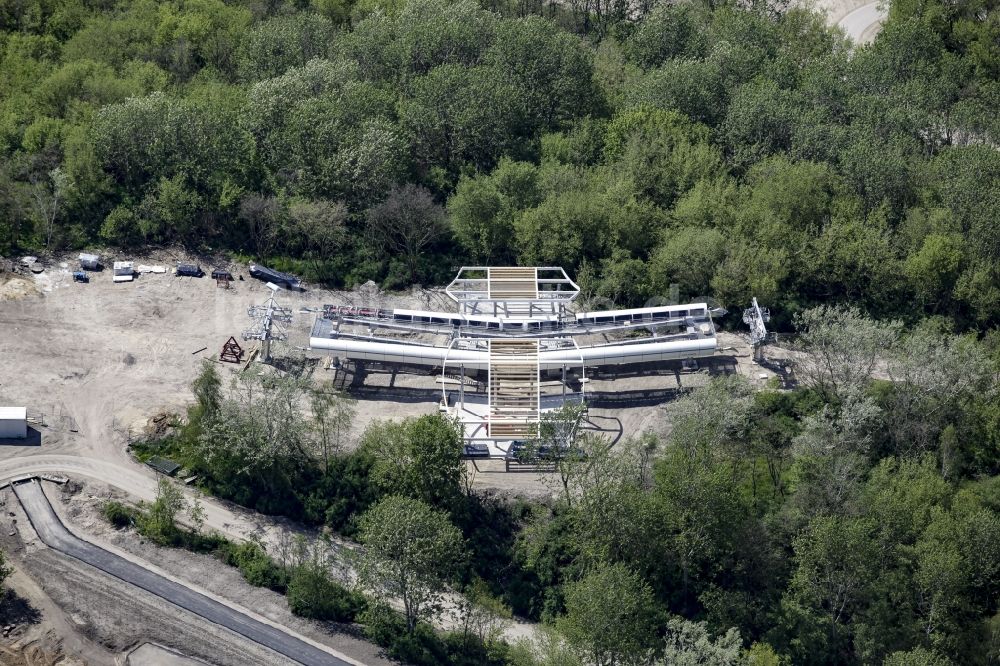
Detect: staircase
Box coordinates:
(488, 339, 540, 439)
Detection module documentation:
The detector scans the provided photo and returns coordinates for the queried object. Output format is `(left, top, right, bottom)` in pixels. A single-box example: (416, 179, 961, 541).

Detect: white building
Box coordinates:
(0, 407, 27, 439)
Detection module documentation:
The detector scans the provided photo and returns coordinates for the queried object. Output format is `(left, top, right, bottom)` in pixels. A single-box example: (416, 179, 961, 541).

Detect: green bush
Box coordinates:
(217, 541, 289, 593)
(359, 601, 408, 646)
(359, 601, 504, 666)
(387, 625, 450, 666)
(180, 531, 227, 554)
(287, 565, 365, 622)
(102, 500, 139, 528)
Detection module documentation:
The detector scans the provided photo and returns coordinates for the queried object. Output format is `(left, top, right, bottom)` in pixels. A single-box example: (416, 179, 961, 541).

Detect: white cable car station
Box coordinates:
(309, 267, 722, 458)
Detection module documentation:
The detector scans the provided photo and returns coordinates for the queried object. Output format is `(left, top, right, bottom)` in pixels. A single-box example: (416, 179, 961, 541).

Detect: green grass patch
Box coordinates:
(130, 435, 190, 465)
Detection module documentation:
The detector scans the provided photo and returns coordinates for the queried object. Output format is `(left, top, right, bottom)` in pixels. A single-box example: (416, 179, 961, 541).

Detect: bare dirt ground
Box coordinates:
(0, 251, 783, 660)
(0, 250, 436, 468)
(125, 642, 212, 665)
(0, 566, 108, 666)
(799, 0, 887, 43)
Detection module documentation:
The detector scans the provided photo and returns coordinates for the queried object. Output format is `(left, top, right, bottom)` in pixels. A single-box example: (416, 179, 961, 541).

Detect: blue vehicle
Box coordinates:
(73, 271, 89, 283)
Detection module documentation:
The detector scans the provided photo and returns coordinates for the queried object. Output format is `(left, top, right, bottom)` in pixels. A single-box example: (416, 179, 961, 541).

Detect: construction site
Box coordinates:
(0, 255, 783, 664)
(310, 266, 753, 467)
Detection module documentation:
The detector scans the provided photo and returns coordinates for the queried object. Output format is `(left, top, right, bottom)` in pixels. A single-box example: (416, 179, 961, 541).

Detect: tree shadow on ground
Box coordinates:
(268, 354, 320, 377)
(0, 589, 42, 626)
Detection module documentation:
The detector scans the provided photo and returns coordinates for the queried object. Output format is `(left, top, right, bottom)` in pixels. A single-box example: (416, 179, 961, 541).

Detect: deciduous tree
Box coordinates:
(365, 184, 447, 281)
(794, 305, 901, 402)
(357, 495, 465, 633)
(557, 562, 659, 666)
(361, 413, 463, 509)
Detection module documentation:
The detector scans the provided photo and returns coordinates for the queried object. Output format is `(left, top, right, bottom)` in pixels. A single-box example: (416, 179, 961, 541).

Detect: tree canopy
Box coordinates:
(1, 0, 998, 327)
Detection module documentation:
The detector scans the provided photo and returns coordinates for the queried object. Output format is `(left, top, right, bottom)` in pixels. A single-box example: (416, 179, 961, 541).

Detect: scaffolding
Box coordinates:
(446, 266, 580, 317)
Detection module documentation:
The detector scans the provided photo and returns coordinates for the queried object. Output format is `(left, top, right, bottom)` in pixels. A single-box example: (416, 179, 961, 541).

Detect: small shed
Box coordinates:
(146, 456, 181, 476)
(79, 253, 100, 270)
(0, 407, 27, 439)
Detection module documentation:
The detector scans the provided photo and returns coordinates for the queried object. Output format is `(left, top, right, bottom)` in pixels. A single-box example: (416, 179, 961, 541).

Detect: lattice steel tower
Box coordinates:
(742, 297, 770, 361)
(243, 285, 293, 361)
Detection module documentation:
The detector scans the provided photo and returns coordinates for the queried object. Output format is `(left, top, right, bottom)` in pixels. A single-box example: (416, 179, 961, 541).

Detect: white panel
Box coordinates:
(310, 336, 717, 368)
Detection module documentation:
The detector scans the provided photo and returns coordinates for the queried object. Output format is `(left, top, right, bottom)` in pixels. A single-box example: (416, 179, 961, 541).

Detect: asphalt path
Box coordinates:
(13, 479, 354, 666)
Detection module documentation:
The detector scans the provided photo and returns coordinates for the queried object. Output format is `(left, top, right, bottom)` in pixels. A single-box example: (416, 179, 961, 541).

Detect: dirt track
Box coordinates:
(801, 0, 887, 43)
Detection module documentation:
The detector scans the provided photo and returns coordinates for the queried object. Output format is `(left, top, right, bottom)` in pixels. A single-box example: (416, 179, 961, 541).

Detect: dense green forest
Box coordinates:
(2, 0, 999, 328)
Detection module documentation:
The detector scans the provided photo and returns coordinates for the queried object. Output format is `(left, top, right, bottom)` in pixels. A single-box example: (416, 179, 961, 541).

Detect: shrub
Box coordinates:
(359, 601, 408, 646)
(287, 565, 365, 622)
(102, 500, 139, 528)
(388, 624, 451, 666)
(180, 531, 227, 554)
(359, 601, 505, 666)
(217, 541, 289, 593)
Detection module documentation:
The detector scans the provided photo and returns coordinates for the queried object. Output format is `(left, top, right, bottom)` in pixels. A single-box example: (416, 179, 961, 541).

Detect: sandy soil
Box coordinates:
(797, 0, 887, 43)
(0, 566, 108, 666)
(0, 251, 435, 468)
(126, 642, 212, 665)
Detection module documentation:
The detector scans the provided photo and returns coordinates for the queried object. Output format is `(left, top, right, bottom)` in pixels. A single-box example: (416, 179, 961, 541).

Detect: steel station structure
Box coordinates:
(309, 267, 723, 457)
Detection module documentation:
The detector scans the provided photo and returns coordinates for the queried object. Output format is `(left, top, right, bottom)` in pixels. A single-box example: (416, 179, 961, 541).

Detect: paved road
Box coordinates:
(838, 1, 886, 43)
(13, 479, 354, 666)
